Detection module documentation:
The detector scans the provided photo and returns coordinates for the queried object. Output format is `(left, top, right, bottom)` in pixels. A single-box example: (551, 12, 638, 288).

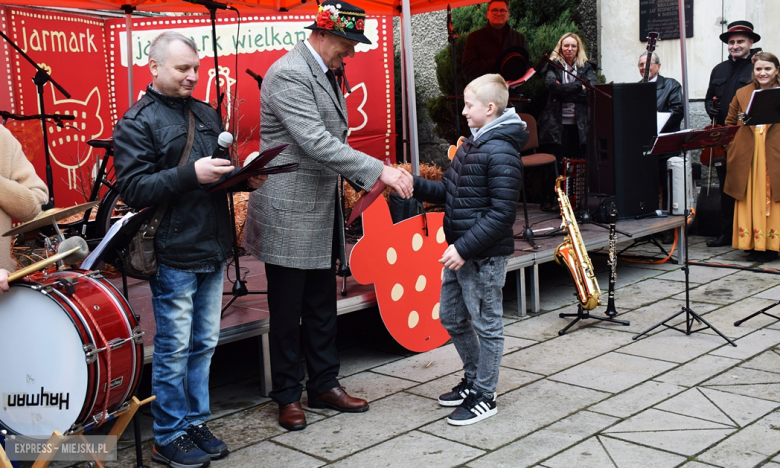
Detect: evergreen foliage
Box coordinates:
(427, 0, 587, 144)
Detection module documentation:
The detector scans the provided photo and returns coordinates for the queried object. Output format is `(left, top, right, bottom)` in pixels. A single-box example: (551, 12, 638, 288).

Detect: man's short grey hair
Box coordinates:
(639, 51, 660, 65)
(149, 32, 198, 65)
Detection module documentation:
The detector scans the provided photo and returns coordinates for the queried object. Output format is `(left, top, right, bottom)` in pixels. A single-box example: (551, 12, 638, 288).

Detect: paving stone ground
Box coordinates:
(28, 235, 780, 467)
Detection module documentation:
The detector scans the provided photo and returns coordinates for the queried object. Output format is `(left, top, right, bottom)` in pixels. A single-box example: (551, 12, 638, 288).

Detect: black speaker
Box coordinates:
(592, 82, 659, 218)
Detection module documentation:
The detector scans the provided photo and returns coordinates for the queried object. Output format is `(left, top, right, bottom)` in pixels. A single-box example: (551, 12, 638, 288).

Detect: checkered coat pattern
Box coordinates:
(243, 40, 383, 269)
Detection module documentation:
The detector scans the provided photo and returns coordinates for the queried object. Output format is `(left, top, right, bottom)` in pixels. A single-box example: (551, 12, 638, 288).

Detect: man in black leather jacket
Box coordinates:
(638, 52, 683, 133)
(114, 31, 264, 468)
(704, 20, 761, 248)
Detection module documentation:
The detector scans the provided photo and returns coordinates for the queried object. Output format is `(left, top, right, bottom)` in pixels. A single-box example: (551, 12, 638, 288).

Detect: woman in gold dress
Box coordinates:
(725, 52, 780, 262)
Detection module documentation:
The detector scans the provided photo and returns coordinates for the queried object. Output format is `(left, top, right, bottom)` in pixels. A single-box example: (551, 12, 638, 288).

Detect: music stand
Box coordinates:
(83, 208, 155, 294)
(742, 87, 780, 126)
(633, 126, 739, 346)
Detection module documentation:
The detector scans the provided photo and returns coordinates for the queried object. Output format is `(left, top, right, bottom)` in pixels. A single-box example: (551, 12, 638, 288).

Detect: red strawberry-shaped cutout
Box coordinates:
(350, 196, 450, 352)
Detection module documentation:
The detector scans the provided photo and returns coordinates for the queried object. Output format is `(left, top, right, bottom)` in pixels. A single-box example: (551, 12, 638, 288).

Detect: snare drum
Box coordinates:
(0, 270, 143, 435)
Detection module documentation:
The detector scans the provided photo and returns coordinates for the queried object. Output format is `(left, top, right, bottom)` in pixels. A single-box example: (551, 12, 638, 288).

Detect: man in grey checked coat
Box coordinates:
(243, 0, 413, 431)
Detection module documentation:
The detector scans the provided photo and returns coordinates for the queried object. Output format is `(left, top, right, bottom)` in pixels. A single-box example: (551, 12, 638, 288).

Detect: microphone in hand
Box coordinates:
(212, 132, 234, 159)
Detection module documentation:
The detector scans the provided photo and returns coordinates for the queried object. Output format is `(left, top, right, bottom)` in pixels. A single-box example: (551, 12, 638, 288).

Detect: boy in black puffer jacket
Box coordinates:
(409, 74, 528, 425)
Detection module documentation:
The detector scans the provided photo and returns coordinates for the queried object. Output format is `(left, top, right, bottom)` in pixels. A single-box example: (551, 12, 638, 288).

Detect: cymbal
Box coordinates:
(2, 201, 100, 237)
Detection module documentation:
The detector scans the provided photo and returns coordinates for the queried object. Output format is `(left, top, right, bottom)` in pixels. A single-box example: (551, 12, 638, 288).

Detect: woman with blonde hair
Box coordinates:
(725, 51, 780, 262)
(537, 32, 597, 165)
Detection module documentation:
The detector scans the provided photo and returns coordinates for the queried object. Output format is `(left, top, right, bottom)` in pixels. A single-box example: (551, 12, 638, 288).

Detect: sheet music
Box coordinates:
(80, 212, 136, 270)
(746, 88, 761, 116)
(657, 112, 672, 134)
(646, 128, 693, 155)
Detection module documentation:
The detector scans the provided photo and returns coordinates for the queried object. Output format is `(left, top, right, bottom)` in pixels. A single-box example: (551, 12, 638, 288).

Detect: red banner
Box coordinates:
(2, 7, 395, 209)
(105, 13, 396, 165)
(4, 7, 114, 209)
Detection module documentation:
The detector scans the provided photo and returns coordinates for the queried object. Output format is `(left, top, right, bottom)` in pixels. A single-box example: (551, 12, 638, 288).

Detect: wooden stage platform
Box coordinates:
(107, 204, 684, 394)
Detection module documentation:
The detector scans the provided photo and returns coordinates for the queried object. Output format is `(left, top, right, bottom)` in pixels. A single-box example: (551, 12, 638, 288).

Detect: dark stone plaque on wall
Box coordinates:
(639, 0, 693, 41)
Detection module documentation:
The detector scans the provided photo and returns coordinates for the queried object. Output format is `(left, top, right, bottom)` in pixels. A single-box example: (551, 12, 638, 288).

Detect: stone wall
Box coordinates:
(394, 12, 451, 169)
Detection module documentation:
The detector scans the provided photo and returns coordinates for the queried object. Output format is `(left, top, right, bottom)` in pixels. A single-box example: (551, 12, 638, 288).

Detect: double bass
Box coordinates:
(700, 96, 727, 194)
(641, 32, 659, 83)
(700, 96, 727, 166)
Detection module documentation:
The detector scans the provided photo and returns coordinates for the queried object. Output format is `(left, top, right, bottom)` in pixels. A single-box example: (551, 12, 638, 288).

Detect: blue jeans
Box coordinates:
(149, 264, 223, 446)
(439, 255, 508, 395)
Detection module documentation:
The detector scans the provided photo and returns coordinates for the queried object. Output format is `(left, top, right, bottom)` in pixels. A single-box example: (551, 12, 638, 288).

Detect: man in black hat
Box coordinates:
(243, 0, 413, 432)
(462, 0, 526, 81)
(704, 20, 761, 247)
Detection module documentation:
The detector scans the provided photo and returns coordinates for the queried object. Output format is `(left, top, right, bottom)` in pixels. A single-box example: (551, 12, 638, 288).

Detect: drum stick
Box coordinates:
(8, 247, 80, 282)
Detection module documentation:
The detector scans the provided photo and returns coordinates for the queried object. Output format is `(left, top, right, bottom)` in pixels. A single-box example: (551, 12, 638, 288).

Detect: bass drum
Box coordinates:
(0, 270, 143, 435)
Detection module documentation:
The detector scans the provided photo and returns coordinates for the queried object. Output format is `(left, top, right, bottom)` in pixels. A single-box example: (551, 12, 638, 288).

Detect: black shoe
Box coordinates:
(747, 250, 760, 262)
(187, 423, 229, 460)
(756, 251, 778, 263)
(706, 235, 732, 247)
(152, 434, 211, 468)
(438, 377, 471, 407)
(446, 390, 497, 426)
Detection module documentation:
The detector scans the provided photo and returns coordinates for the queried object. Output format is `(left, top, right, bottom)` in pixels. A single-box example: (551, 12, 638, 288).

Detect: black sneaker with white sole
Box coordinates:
(438, 377, 472, 407)
(446, 390, 497, 426)
(151, 434, 211, 468)
(187, 423, 229, 460)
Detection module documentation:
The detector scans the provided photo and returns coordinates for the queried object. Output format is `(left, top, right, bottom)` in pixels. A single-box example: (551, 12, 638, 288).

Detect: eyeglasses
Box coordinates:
(489, 9, 508, 14)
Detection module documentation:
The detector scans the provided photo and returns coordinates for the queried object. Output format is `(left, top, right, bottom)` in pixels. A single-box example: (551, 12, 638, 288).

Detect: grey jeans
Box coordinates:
(439, 255, 509, 395)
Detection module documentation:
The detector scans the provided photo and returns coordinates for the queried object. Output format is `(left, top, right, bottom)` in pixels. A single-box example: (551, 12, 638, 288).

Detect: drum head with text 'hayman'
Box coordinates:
(0, 286, 88, 435)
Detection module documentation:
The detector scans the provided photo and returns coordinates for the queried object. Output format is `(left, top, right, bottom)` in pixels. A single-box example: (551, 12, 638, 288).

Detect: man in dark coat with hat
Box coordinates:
(243, 0, 413, 432)
(462, 0, 526, 81)
(704, 20, 761, 247)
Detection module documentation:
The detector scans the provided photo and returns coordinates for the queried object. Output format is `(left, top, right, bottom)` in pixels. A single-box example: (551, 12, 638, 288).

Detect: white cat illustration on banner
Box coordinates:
(40, 82, 105, 190)
(206, 66, 236, 127)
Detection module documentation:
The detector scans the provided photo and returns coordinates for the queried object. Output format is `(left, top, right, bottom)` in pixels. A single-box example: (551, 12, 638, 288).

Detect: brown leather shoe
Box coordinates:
(278, 401, 307, 431)
(309, 386, 369, 413)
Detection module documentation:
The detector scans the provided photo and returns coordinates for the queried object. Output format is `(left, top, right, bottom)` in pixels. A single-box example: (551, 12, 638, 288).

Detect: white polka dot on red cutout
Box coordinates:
(415, 275, 426, 291)
(386, 247, 397, 265)
(408, 311, 419, 328)
(432, 303, 440, 320)
(437, 227, 445, 243)
(391, 284, 404, 301)
(412, 233, 423, 251)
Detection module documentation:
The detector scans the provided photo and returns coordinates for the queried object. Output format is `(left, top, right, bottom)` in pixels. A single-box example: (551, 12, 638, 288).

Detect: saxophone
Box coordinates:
(554, 176, 602, 310)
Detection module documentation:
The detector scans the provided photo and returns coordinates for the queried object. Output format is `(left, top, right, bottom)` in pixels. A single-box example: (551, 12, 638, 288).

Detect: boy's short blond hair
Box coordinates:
(464, 74, 509, 114)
